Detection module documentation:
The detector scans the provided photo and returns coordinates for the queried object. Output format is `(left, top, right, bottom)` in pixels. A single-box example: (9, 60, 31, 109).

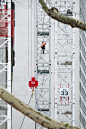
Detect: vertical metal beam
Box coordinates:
(49, 10, 51, 118)
(54, 19, 57, 120)
(7, 0, 11, 129)
(72, 0, 75, 126)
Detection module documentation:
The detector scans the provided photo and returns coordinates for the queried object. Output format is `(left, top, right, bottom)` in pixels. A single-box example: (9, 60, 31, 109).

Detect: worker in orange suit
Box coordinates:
(41, 42, 46, 54)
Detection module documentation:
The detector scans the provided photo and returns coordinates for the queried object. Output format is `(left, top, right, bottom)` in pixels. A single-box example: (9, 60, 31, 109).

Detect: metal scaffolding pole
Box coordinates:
(36, 0, 51, 128)
(7, 0, 11, 129)
(54, 6, 57, 119)
(72, 0, 75, 126)
(0, 1, 11, 129)
(54, 0, 75, 125)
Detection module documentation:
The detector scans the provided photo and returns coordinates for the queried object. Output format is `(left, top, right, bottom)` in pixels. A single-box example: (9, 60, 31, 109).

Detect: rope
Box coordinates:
(20, 93, 32, 129)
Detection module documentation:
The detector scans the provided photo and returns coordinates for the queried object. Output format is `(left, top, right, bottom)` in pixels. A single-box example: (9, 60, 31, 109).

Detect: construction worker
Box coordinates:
(41, 42, 46, 54)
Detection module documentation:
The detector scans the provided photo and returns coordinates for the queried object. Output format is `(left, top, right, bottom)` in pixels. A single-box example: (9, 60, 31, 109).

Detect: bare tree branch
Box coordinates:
(0, 85, 81, 129)
(39, 0, 86, 31)
(0, 85, 64, 129)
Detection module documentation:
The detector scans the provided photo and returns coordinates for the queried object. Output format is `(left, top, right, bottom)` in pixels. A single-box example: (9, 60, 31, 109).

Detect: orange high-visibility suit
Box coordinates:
(41, 42, 46, 54)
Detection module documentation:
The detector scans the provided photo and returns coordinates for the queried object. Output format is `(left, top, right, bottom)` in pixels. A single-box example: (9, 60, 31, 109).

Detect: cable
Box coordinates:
(20, 93, 32, 129)
(28, 0, 29, 81)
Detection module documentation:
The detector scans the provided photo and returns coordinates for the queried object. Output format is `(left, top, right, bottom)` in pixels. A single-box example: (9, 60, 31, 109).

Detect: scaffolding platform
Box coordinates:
(57, 61, 72, 65)
(57, 111, 72, 114)
(0, 105, 8, 110)
(38, 108, 49, 111)
(37, 70, 49, 74)
(37, 31, 49, 36)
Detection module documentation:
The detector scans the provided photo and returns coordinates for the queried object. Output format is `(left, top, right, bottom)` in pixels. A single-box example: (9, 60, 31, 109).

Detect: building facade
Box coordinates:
(79, 0, 86, 128)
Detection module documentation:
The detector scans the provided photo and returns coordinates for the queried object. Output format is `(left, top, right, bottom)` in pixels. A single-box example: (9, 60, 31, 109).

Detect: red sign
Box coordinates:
(0, 8, 14, 38)
(29, 77, 38, 89)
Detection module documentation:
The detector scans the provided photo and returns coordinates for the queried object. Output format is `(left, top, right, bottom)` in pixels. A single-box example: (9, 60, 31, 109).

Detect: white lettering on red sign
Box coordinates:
(31, 81, 35, 84)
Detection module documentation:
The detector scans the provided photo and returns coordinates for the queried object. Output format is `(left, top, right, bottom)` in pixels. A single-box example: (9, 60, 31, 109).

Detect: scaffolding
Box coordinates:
(54, 0, 75, 125)
(0, 0, 12, 129)
(36, 0, 51, 128)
